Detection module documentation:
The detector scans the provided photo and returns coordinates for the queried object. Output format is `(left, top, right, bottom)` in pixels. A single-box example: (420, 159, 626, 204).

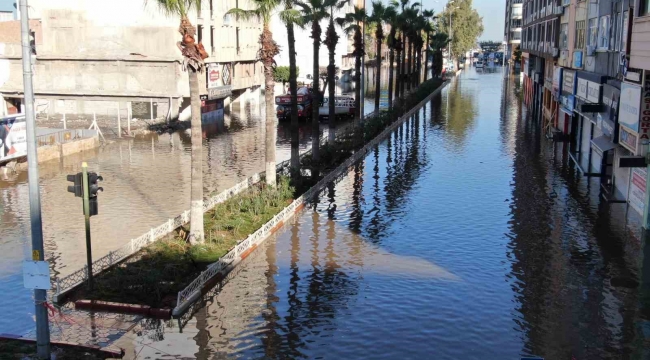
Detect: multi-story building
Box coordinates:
(520, 0, 561, 125)
(518, 0, 650, 222)
(0, 0, 264, 123)
(504, 0, 523, 60)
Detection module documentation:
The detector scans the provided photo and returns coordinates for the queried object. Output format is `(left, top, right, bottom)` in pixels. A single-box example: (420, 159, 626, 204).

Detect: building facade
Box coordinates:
(518, 0, 649, 221)
(0, 0, 264, 123)
(504, 0, 523, 60)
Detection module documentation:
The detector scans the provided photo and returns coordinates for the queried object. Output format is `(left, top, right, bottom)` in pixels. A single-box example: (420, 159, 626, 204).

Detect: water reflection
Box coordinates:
(9, 67, 650, 359)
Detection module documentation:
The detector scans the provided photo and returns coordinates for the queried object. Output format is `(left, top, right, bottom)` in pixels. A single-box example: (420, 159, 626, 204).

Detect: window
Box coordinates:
(641, 0, 650, 16)
(198, 25, 203, 43)
(575, 20, 586, 49)
(588, 18, 598, 48)
(598, 16, 610, 50)
(614, 11, 622, 51)
(560, 23, 569, 49)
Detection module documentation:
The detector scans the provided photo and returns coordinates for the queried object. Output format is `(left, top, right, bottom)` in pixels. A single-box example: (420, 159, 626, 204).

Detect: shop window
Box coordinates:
(575, 20, 586, 49)
(598, 15, 610, 50)
(560, 23, 569, 49)
(588, 18, 597, 48)
(641, 0, 650, 16)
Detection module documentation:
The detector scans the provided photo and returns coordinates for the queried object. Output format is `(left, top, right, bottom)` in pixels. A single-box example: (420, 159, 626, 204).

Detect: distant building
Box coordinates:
(503, 0, 522, 60)
(0, 0, 264, 122)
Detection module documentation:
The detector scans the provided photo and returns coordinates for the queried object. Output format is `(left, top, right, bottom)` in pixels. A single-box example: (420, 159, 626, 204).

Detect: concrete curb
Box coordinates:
(74, 300, 172, 319)
(0, 334, 124, 358)
(171, 79, 450, 318)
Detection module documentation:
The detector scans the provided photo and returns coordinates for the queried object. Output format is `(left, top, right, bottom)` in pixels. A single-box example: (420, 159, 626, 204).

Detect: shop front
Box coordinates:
(202, 63, 233, 124)
(571, 71, 606, 176)
(618, 78, 645, 216)
(594, 83, 621, 201)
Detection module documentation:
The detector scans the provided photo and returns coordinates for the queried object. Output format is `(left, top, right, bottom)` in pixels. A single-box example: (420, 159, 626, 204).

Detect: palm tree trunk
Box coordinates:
(287, 19, 300, 173)
(388, 46, 395, 110)
(189, 69, 204, 244)
(354, 29, 362, 122)
(311, 22, 321, 162)
(406, 39, 413, 91)
(326, 19, 337, 143)
(423, 32, 429, 82)
(416, 41, 421, 86)
(262, 25, 277, 186)
(374, 31, 382, 114)
(397, 32, 408, 97)
(395, 44, 401, 100)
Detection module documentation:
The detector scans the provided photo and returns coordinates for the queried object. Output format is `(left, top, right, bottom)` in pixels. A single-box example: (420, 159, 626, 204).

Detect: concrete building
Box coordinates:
(0, 0, 264, 124)
(504, 0, 523, 60)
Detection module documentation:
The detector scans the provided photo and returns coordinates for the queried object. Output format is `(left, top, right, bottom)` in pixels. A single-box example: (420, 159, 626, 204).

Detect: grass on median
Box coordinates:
(77, 177, 295, 308)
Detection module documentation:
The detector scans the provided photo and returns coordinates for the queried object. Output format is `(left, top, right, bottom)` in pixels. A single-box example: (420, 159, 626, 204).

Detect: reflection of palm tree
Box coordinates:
(367, 147, 385, 240)
(260, 233, 287, 358)
(349, 162, 365, 233)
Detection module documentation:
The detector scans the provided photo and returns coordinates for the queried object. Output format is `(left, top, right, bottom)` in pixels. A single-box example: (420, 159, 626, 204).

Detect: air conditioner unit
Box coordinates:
(553, 6, 564, 15)
(586, 45, 595, 56)
(559, 50, 566, 59)
(223, 14, 232, 26)
(552, 47, 559, 57)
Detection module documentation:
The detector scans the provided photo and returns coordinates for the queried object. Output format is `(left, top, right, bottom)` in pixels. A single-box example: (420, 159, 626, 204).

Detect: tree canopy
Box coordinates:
(439, 0, 483, 59)
(274, 65, 300, 84)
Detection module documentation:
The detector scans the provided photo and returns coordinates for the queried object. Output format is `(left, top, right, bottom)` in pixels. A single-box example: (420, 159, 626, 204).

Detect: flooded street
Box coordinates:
(4, 67, 650, 359)
(105, 67, 648, 359)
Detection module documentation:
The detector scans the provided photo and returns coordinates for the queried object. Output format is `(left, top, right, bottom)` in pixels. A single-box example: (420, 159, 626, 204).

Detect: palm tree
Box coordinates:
(296, 0, 335, 162)
(368, 1, 395, 114)
(227, 0, 281, 186)
(421, 10, 435, 82)
(385, 3, 399, 110)
(338, 6, 366, 122)
(280, 0, 302, 175)
(323, 2, 346, 142)
(150, 0, 207, 244)
(430, 32, 449, 78)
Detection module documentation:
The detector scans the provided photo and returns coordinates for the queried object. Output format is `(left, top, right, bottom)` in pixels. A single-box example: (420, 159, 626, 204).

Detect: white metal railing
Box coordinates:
(172, 80, 450, 316)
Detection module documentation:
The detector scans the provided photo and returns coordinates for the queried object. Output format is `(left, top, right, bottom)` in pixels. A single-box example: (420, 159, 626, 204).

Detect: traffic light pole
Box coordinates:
(82, 162, 93, 289)
(20, 0, 51, 358)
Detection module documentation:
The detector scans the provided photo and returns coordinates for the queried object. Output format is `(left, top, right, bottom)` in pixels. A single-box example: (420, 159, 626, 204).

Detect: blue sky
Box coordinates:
(417, 0, 505, 41)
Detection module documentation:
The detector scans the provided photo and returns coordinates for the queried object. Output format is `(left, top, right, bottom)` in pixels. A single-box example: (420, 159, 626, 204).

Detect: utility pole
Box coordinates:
(19, 0, 51, 358)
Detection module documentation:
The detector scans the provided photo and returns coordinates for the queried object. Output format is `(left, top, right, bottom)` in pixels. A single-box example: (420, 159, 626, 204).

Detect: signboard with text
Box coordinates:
(630, 167, 647, 216)
(552, 67, 563, 99)
(620, 125, 640, 154)
(0, 115, 27, 163)
(641, 70, 650, 144)
(562, 70, 576, 95)
(620, 82, 642, 132)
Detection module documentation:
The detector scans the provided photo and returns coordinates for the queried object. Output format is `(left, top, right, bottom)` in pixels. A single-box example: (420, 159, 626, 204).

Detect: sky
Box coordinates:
(417, 0, 505, 42)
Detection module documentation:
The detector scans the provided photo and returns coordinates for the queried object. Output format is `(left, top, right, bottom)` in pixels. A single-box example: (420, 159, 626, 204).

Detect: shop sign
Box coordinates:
(619, 82, 642, 132)
(207, 85, 233, 100)
(0, 114, 27, 162)
(625, 68, 643, 85)
(563, 70, 576, 95)
(552, 67, 563, 99)
(561, 95, 575, 112)
(619, 125, 640, 154)
(577, 78, 602, 103)
(573, 50, 583, 68)
(630, 167, 647, 216)
(641, 71, 650, 144)
(206, 64, 223, 89)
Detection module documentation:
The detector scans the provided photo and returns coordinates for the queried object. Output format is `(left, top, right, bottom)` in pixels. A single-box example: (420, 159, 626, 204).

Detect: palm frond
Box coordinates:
(225, 8, 261, 21)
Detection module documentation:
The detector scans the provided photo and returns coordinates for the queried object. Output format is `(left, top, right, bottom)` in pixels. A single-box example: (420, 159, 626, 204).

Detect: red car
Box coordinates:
(275, 87, 314, 121)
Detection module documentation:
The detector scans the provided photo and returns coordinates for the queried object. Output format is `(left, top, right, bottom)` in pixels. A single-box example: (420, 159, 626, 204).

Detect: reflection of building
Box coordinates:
(503, 0, 522, 60)
(0, 0, 263, 122)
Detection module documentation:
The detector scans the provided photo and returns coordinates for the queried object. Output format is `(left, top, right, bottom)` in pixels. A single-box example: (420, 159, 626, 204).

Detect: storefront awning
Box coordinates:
(591, 136, 617, 154)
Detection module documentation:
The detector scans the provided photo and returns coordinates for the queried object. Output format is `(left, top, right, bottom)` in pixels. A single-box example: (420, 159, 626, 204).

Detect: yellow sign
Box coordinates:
(32, 250, 40, 260)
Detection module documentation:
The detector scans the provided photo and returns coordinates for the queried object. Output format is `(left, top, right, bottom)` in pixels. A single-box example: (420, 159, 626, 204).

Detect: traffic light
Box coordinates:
(67, 173, 83, 197)
(87, 172, 103, 217)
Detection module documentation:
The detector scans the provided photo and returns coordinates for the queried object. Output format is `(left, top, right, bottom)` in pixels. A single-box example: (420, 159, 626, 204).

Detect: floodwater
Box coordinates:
(104, 67, 650, 359)
(7, 68, 650, 360)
